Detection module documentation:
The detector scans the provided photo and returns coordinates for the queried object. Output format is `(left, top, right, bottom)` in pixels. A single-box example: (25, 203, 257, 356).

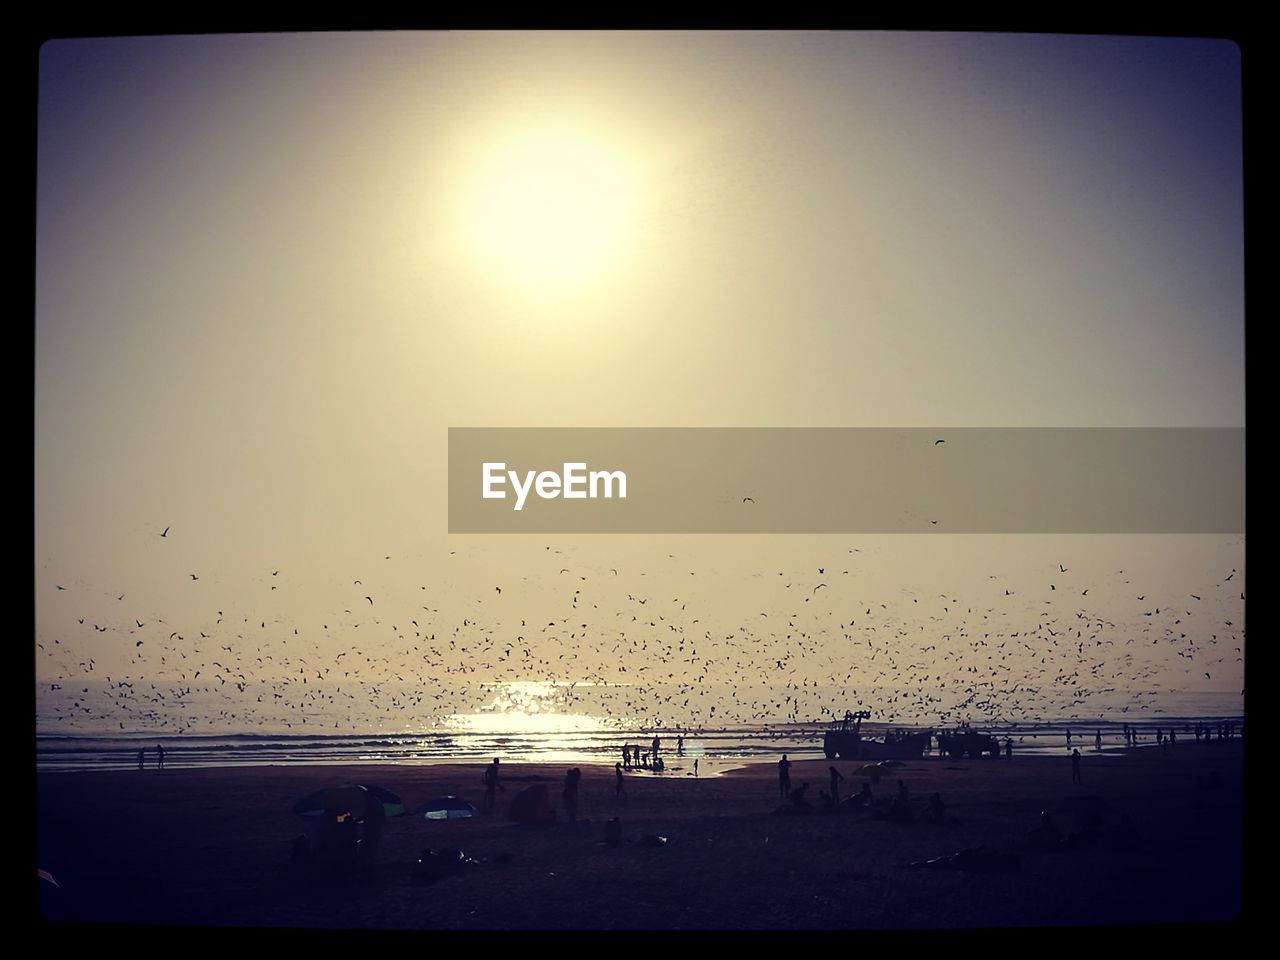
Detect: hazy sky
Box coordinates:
(35, 33, 1244, 725)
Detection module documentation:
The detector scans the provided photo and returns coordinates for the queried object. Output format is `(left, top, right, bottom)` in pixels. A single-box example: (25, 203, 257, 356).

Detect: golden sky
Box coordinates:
(35, 33, 1244, 722)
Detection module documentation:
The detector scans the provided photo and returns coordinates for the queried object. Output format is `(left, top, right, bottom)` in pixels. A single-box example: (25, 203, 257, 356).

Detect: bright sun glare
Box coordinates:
(456, 126, 642, 298)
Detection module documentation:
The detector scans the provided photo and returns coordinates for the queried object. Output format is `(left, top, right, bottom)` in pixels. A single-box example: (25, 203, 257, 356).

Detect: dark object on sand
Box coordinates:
(509, 784, 557, 825)
(1048, 796, 1138, 848)
(288, 834, 312, 865)
(418, 796, 478, 820)
(840, 783, 874, 812)
(605, 817, 623, 846)
(293, 784, 380, 819)
(924, 792, 946, 822)
(909, 846, 1020, 873)
(291, 785, 386, 870)
(773, 783, 814, 815)
(411, 847, 477, 884)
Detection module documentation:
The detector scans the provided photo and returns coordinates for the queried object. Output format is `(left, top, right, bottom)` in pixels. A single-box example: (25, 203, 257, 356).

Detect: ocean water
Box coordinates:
(35, 681, 1242, 772)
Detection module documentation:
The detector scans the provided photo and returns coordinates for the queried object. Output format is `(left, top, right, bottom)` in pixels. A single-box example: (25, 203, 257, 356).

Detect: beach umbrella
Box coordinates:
(417, 796, 477, 820)
(357, 784, 406, 817)
(292, 785, 376, 819)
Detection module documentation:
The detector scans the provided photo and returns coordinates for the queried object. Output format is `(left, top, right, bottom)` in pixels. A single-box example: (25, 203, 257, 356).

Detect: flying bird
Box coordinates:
(160, 527, 170, 538)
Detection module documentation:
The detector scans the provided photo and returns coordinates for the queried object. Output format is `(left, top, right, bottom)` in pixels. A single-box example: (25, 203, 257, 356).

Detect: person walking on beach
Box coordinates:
(1071, 748, 1082, 783)
(778, 754, 792, 799)
(652, 734, 661, 763)
(1095, 730, 1102, 751)
(615, 762, 626, 802)
(677, 735, 684, 756)
(1065, 728, 1072, 747)
(693, 757, 700, 778)
(156, 744, 165, 770)
(829, 766, 844, 804)
(1005, 738, 1013, 763)
(483, 757, 502, 812)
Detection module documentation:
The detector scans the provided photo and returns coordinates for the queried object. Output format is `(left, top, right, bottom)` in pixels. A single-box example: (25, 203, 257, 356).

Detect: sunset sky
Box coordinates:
(35, 33, 1244, 724)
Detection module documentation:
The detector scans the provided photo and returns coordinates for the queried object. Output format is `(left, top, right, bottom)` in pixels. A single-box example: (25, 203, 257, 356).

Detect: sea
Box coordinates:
(35, 682, 1243, 773)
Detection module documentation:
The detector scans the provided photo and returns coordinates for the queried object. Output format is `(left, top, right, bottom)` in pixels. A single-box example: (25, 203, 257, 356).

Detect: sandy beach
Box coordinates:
(36, 741, 1243, 930)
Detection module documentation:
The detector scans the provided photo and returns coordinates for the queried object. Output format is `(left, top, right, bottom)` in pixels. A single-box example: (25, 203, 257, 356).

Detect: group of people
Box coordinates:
(621, 734, 684, 772)
(136, 744, 166, 770)
(1113, 721, 1241, 750)
(777, 755, 945, 824)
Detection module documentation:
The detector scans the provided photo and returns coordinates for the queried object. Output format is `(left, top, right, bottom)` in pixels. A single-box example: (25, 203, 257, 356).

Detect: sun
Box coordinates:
(454, 124, 643, 299)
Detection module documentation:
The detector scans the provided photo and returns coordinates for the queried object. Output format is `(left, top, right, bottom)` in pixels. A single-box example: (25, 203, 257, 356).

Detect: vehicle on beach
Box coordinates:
(934, 728, 1002, 759)
(823, 711, 933, 760)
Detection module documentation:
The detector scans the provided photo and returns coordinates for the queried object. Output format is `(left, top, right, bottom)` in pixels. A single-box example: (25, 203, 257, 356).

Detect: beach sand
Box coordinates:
(36, 742, 1243, 929)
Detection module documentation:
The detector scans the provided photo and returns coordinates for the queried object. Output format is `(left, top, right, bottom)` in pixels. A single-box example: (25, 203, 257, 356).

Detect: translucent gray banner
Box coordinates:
(448, 428, 1244, 533)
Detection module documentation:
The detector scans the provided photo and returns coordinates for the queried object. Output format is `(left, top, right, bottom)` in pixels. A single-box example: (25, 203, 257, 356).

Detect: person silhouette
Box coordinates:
(156, 744, 165, 770)
(615, 762, 626, 802)
(483, 758, 502, 811)
(1005, 738, 1013, 763)
(1071, 748, 1082, 783)
(779, 754, 792, 799)
(693, 757, 700, 778)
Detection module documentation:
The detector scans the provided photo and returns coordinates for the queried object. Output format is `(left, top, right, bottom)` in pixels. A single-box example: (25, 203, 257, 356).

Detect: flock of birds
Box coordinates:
(39, 523, 1246, 737)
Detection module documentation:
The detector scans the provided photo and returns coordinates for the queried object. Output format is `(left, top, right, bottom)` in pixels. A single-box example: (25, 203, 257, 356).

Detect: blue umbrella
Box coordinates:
(416, 796, 477, 820)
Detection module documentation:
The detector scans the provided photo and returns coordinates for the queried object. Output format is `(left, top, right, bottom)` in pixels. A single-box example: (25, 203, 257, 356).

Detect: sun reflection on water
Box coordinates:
(448, 681, 615, 735)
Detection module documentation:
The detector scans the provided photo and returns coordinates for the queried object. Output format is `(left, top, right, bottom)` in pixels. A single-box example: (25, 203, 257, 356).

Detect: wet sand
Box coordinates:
(36, 742, 1243, 930)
